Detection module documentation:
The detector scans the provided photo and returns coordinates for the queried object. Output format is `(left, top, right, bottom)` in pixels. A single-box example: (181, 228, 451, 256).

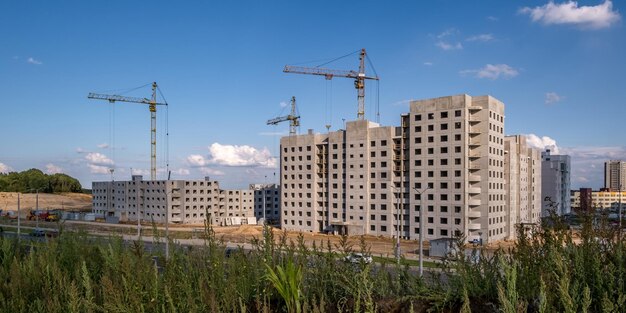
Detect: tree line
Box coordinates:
(0, 168, 82, 193)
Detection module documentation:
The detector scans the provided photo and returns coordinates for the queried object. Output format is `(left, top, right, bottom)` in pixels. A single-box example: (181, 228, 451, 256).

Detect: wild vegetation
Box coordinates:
(0, 210, 624, 312)
(0, 168, 82, 193)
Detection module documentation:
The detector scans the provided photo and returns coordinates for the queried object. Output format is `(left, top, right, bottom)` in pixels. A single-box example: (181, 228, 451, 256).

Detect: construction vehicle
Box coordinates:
(283, 48, 379, 121)
(88, 82, 168, 180)
(266, 96, 300, 136)
(27, 210, 59, 222)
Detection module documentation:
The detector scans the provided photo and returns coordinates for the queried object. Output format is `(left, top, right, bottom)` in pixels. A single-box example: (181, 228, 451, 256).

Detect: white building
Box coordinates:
(280, 94, 525, 244)
(504, 135, 542, 238)
(92, 176, 257, 225)
(541, 150, 571, 215)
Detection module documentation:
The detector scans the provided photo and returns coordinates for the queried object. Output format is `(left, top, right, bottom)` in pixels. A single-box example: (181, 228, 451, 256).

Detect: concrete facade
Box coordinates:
(605, 160, 626, 192)
(541, 150, 571, 215)
(250, 183, 281, 225)
(280, 94, 525, 244)
(92, 176, 261, 225)
(504, 135, 542, 239)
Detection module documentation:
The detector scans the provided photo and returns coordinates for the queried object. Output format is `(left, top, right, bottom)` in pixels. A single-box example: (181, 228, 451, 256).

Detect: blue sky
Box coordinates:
(1, 0, 624, 189)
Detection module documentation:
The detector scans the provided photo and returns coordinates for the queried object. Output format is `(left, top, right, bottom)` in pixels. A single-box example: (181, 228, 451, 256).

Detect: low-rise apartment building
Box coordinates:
(92, 176, 259, 225)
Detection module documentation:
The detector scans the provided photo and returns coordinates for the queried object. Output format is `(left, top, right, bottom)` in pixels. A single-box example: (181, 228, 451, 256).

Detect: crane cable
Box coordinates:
(315, 49, 361, 68)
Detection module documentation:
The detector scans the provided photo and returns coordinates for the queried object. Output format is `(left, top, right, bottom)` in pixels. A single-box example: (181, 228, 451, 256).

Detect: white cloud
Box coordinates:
(45, 163, 63, 174)
(545, 92, 564, 104)
(97, 143, 109, 149)
(85, 152, 114, 165)
(437, 28, 458, 38)
(187, 154, 208, 167)
(487, 16, 499, 21)
(466, 34, 494, 42)
(524, 134, 560, 154)
(76, 147, 86, 154)
(199, 168, 225, 176)
(520, 1, 620, 29)
(131, 168, 150, 176)
(423, 62, 433, 66)
(27, 57, 42, 65)
(279, 101, 288, 108)
(435, 41, 463, 51)
(562, 146, 626, 188)
(88, 165, 111, 174)
(172, 168, 190, 176)
(460, 64, 519, 80)
(207, 143, 277, 168)
(0, 162, 13, 173)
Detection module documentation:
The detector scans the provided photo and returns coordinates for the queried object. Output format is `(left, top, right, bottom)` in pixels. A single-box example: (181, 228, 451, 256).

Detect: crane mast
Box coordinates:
(283, 48, 378, 120)
(266, 96, 300, 136)
(88, 82, 167, 180)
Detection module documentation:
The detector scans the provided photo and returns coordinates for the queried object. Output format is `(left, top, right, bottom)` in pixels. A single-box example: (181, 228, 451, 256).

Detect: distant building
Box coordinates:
(504, 135, 542, 239)
(280, 94, 529, 244)
(605, 160, 626, 191)
(92, 176, 261, 225)
(250, 183, 281, 225)
(541, 149, 571, 215)
(571, 188, 626, 211)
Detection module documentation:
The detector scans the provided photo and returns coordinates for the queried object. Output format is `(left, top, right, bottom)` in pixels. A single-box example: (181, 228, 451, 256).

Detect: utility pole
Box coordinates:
(263, 175, 267, 222)
(17, 193, 20, 241)
(619, 182, 622, 235)
(413, 186, 431, 277)
(165, 171, 171, 260)
(35, 189, 39, 230)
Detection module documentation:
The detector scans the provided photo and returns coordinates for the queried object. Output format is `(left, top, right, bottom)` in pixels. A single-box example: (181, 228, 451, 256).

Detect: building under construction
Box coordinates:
(92, 175, 279, 226)
(279, 94, 542, 244)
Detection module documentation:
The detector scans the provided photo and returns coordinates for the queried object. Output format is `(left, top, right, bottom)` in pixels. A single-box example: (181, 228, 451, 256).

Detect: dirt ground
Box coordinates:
(209, 224, 423, 258)
(0, 191, 525, 256)
(0, 192, 92, 212)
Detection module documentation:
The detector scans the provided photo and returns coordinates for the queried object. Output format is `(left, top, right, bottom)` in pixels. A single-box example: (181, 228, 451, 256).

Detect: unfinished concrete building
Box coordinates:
(541, 150, 571, 215)
(504, 135, 542, 239)
(250, 183, 281, 226)
(280, 94, 526, 244)
(92, 176, 256, 225)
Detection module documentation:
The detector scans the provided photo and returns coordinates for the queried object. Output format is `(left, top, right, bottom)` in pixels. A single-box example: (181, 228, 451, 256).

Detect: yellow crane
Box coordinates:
(88, 82, 167, 180)
(283, 48, 379, 121)
(266, 96, 300, 136)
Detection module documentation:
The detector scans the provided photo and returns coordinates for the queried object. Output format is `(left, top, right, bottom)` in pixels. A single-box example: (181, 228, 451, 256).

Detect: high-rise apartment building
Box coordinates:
(605, 160, 626, 191)
(281, 94, 516, 244)
(541, 150, 571, 215)
(92, 176, 259, 225)
(504, 135, 542, 238)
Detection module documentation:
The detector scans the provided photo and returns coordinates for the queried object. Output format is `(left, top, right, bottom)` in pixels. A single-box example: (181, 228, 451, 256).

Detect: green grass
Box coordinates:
(372, 256, 442, 268)
(0, 210, 624, 312)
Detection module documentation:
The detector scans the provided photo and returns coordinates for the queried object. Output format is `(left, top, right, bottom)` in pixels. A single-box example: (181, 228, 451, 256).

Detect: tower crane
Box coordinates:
(283, 48, 379, 121)
(88, 82, 167, 181)
(267, 96, 300, 136)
